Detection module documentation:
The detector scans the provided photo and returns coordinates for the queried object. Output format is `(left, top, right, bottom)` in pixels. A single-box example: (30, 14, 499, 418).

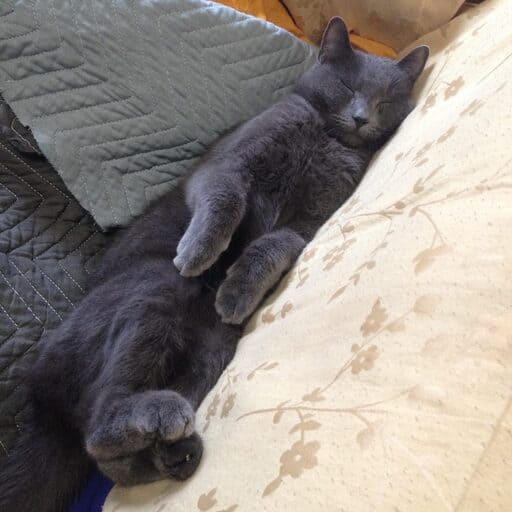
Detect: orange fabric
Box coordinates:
(219, 0, 308, 41)
(216, 0, 397, 57)
(219, 0, 309, 42)
(349, 34, 397, 58)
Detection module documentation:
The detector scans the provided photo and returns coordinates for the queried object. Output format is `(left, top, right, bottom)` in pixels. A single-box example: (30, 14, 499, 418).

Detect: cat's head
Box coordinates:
(296, 17, 429, 149)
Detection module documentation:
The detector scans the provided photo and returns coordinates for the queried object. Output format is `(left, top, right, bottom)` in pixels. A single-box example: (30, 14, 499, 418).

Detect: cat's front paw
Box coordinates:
(174, 237, 212, 277)
(215, 276, 260, 325)
(153, 432, 203, 481)
(132, 390, 195, 442)
(174, 230, 230, 278)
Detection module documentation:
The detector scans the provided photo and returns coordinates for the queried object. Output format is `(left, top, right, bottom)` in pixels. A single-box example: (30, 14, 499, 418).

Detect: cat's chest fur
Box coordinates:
(238, 95, 371, 235)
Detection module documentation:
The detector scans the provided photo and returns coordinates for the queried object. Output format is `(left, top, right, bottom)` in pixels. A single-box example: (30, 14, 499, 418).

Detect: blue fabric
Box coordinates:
(69, 472, 113, 512)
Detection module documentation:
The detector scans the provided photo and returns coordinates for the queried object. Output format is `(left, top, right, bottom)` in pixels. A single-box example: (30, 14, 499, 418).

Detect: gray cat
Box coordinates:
(0, 17, 428, 512)
(175, 19, 428, 325)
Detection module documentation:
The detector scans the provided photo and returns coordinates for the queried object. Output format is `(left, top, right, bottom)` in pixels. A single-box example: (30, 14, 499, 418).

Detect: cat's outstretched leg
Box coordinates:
(215, 228, 305, 324)
(85, 389, 202, 484)
(174, 165, 250, 277)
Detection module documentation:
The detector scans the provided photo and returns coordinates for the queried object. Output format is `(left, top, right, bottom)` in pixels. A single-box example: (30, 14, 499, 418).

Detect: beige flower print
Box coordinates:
(261, 301, 293, 324)
(360, 299, 388, 337)
(322, 239, 356, 271)
(197, 488, 217, 510)
(247, 361, 279, 380)
(262, 438, 321, 497)
(221, 393, 236, 418)
(461, 99, 485, 116)
(414, 295, 440, 315)
(203, 393, 221, 432)
(327, 138, 507, 307)
(437, 125, 456, 144)
(197, 488, 238, 512)
(444, 76, 464, 99)
(279, 440, 320, 478)
(413, 245, 450, 274)
(422, 92, 437, 113)
(202, 368, 239, 431)
(237, 291, 445, 498)
(350, 344, 379, 374)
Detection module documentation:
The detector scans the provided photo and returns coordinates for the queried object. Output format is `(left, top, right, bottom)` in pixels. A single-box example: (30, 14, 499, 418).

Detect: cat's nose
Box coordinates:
(352, 114, 368, 129)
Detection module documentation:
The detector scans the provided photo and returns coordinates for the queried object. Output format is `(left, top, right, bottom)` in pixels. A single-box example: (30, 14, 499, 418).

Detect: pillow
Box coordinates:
(217, 0, 397, 57)
(283, 0, 465, 50)
(105, 0, 512, 510)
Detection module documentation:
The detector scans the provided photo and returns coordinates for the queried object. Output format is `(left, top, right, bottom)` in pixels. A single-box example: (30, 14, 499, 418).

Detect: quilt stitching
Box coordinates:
(0, 0, 314, 228)
(0, 135, 106, 452)
(8, 258, 64, 322)
(0, 0, 315, 452)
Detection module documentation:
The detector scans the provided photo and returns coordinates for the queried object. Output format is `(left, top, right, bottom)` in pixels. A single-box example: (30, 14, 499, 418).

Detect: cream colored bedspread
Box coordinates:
(105, 0, 512, 510)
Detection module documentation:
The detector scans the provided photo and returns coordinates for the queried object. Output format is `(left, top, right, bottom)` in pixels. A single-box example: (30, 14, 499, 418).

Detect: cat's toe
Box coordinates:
(175, 226, 233, 277)
(215, 287, 239, 324)
(172, 252, 186, 274)
(174, 240, 217, 277)
(133, 390, 195, 442)
(215, 282, 254, 325)
(153, 433, 203, 481)
(174, 245, 200, 277)
(158, 399, 195, 442)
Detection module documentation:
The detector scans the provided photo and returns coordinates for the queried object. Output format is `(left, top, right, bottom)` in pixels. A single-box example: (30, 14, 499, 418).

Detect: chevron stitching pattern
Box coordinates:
(0, 0, 316, 229)
(0, 132, 106, 455)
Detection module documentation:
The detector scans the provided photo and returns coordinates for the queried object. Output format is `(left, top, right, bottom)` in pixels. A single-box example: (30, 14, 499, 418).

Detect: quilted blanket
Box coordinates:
(0, 99, 106, 454)
(0, 0, 315, 229)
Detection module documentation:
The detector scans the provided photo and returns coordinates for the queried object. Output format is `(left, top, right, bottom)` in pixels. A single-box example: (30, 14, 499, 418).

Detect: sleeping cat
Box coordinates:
(0, 17, 428, 512)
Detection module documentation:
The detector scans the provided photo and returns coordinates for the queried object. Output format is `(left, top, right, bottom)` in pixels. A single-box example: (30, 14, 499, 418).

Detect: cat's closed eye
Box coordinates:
(340, 79, 355, 94)
(376, 101, 394, 114)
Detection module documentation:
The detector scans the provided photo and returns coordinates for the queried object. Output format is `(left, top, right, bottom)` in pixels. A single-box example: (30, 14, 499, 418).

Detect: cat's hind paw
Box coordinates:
(153, 432, 203, 481)
(132, 390, 195, 442)
(215, 276, 259, 325)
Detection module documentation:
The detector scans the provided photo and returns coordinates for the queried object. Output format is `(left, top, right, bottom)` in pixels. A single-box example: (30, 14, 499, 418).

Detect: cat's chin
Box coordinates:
(338, 130, 388, 151)
(339, 132, 365, 148)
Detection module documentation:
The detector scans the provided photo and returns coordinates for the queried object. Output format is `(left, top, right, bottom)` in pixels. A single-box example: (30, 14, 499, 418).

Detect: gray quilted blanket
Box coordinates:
(0, 100, 107, 453)
(0, 0, 315, 229)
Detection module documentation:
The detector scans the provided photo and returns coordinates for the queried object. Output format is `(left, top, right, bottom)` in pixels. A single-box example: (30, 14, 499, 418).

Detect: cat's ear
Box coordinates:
(319, 17, 353, 63)
(397, 45, 430, 82)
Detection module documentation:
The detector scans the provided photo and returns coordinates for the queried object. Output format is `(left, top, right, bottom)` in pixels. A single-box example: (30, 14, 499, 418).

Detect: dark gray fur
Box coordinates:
(175, 18, 428, 323)
(0, 17, 428, 512)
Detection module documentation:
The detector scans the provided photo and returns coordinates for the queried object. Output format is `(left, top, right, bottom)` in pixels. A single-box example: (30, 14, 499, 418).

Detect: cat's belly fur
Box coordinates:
(29, 185, 242, 432)
(247, 136, 370, 237)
